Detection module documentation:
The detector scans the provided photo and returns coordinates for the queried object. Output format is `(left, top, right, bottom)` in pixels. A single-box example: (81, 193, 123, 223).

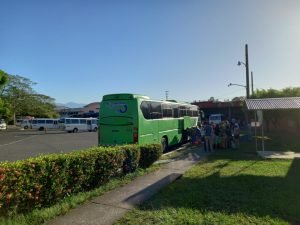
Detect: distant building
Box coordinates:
(56, 102, 100, 118)
(192, 100, 245, 122)
(81, 102, 100, 117)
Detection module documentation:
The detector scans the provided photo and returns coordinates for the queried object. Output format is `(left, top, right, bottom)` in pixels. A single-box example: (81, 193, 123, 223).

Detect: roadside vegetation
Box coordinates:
(0, 165, 160, 225)
(116, 143, 300, 225)
(0, 144, 162, 224)
(0, 69, 58, 125)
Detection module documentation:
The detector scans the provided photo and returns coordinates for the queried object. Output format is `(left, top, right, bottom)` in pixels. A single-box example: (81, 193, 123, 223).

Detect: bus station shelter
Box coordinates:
(245, 97, 300, 156)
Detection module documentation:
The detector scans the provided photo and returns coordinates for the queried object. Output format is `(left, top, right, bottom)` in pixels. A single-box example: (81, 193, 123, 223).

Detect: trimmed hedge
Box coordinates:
(0, 144, 161, 216)
(139, 144, 163, 168)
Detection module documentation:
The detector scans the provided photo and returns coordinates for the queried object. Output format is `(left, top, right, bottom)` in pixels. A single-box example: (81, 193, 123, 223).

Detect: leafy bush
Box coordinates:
(0, 144, 162, 216)
(139, 144, 162, 168)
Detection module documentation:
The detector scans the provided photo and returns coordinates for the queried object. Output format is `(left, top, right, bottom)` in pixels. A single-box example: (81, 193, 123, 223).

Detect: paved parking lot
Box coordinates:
(0, 129, 98, 162)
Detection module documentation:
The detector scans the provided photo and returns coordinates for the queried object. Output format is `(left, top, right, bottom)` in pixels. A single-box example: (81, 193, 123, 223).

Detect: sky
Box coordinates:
(1, 0, 300, 104)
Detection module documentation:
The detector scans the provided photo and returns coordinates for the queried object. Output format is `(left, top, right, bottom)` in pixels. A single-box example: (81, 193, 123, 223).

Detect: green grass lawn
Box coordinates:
(116, 150, 300, 225)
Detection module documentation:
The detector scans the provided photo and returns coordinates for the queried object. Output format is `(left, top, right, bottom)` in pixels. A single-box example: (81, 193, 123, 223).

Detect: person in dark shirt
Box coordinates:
(204, 122, 213, 152)
(214, 124, 220, 149)
(225, 124, 232, 149)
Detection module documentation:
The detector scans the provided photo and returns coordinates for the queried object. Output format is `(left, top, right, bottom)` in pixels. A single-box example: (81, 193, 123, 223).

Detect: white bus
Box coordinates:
(31, 118, 60, 130)
(59, 118, 98, 133)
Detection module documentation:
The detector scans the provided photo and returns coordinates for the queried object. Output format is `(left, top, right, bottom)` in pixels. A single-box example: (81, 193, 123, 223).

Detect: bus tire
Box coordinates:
(93, 127, 98, 132)
(161, 137, 168, 153)
(24, 125, 28, 129)
(73, 128, 78, 133)
(39, 127, 44, 131)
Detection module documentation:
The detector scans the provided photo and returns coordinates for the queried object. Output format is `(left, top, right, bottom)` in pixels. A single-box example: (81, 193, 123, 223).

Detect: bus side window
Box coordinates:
(141, 101, 150, 119)
(80, 119, 86, 124)
(192, 110, 199, 117)
(71, 119, 79, 124)
(179, 106, 187, 117)
(150, 102, 162, 119)
(162, 104, 173, 118)
(173, 107, 179, 118)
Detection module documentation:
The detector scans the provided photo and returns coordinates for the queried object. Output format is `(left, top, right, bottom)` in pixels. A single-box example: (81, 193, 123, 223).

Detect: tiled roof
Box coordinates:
(245, 97, 300, 110)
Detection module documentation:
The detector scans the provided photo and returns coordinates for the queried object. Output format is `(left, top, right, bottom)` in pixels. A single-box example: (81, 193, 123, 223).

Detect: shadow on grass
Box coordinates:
(139, 154, 300, 224)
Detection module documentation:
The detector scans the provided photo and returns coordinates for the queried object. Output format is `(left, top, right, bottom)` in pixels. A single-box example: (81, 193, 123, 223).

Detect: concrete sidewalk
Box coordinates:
(45, 146, 208, 225)
(257, 151, 300, 159)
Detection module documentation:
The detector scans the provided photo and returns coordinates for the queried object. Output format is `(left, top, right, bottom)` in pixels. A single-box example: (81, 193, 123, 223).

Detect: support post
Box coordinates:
(245, 44, 250, 99)
(261, 111, 265, 152)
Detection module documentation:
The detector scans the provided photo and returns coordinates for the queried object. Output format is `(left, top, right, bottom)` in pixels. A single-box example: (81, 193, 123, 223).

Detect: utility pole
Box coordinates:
(165, 90, 169, 100)
(245, 44, 250, 99)
(251, 71, 254, 95)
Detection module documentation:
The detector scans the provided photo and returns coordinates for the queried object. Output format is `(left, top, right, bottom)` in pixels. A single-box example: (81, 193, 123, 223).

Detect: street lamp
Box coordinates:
(228, 83, 246, 88)
(237, 61, 246, 66)
(237, 44, 250, 99)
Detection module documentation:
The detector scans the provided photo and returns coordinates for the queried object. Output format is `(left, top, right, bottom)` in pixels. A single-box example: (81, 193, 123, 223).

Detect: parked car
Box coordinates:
(0, 119, 7, 130)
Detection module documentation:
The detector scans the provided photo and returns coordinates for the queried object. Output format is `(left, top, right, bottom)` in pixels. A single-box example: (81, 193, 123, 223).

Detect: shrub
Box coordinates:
(0, 144, 161, 216)
(139, 144, 162, 168)
(0, 146, 119, 215)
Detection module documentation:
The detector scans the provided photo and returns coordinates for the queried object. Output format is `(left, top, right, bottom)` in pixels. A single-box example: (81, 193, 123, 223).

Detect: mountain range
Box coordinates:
(56, 102, 86, 108)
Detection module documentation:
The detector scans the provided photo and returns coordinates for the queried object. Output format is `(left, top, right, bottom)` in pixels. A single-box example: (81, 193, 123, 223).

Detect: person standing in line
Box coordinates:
(201, 124, 207, 151)
(204, 122, 214, 152)
(196, 124, 202, 145)
(233, 123, 240, 149)
(225, 124, 232, 149)
(214, 123, 220, 149)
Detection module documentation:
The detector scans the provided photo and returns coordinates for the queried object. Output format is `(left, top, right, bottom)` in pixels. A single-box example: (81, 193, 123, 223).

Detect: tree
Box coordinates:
(232, 96, 245, 101)
(251, 87, 300, 98)
(0, 73, 58, 124)
(0, 70, 9, 117)
(208, 97, 219, 102)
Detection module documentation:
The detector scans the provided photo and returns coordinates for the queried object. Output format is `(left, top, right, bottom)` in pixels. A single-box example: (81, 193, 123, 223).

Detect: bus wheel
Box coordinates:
(73, 128, 78, 133)
(93, 127, 98, 132)
(24, 126, 28, 129)
(161, 137, 168, 153)
(39, 127, 44, 131)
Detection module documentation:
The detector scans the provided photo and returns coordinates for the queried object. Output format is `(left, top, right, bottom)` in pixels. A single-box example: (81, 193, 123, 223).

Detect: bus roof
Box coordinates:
(102, 93, 150, 101)
(102, 93, 198, 108)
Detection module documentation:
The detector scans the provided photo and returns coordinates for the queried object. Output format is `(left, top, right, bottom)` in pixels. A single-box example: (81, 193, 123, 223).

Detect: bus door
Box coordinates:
(87, 119, 92, 131)
(182, 116, 192, 141)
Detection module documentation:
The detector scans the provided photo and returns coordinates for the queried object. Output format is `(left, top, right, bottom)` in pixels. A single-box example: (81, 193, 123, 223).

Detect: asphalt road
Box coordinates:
(0, 129, 98, 162)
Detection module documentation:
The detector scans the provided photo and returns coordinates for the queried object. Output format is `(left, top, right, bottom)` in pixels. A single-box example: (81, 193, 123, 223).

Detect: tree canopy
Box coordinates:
(0, 72, 58, 123)
(0, 70, 9, 117)
(251, 87, 300, 98)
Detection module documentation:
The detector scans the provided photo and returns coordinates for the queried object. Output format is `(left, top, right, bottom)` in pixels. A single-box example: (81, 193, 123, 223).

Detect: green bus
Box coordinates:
(98, 93, 199, 151)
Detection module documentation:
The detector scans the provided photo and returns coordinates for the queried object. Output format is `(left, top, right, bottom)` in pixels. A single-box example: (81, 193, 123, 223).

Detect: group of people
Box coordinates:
(193, 120, 240, 152)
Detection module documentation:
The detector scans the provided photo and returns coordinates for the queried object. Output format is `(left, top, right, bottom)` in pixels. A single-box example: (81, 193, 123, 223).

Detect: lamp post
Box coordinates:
(228, 83, 247, 89)
(251, 71, 254, 95)
(237, 44, 250, 99)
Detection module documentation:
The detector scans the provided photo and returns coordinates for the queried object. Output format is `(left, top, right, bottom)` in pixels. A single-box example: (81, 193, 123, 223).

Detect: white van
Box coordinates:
(31, 118, 59, 130)
(59, 118, 98, 133)
(209, 114, 224, 125)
